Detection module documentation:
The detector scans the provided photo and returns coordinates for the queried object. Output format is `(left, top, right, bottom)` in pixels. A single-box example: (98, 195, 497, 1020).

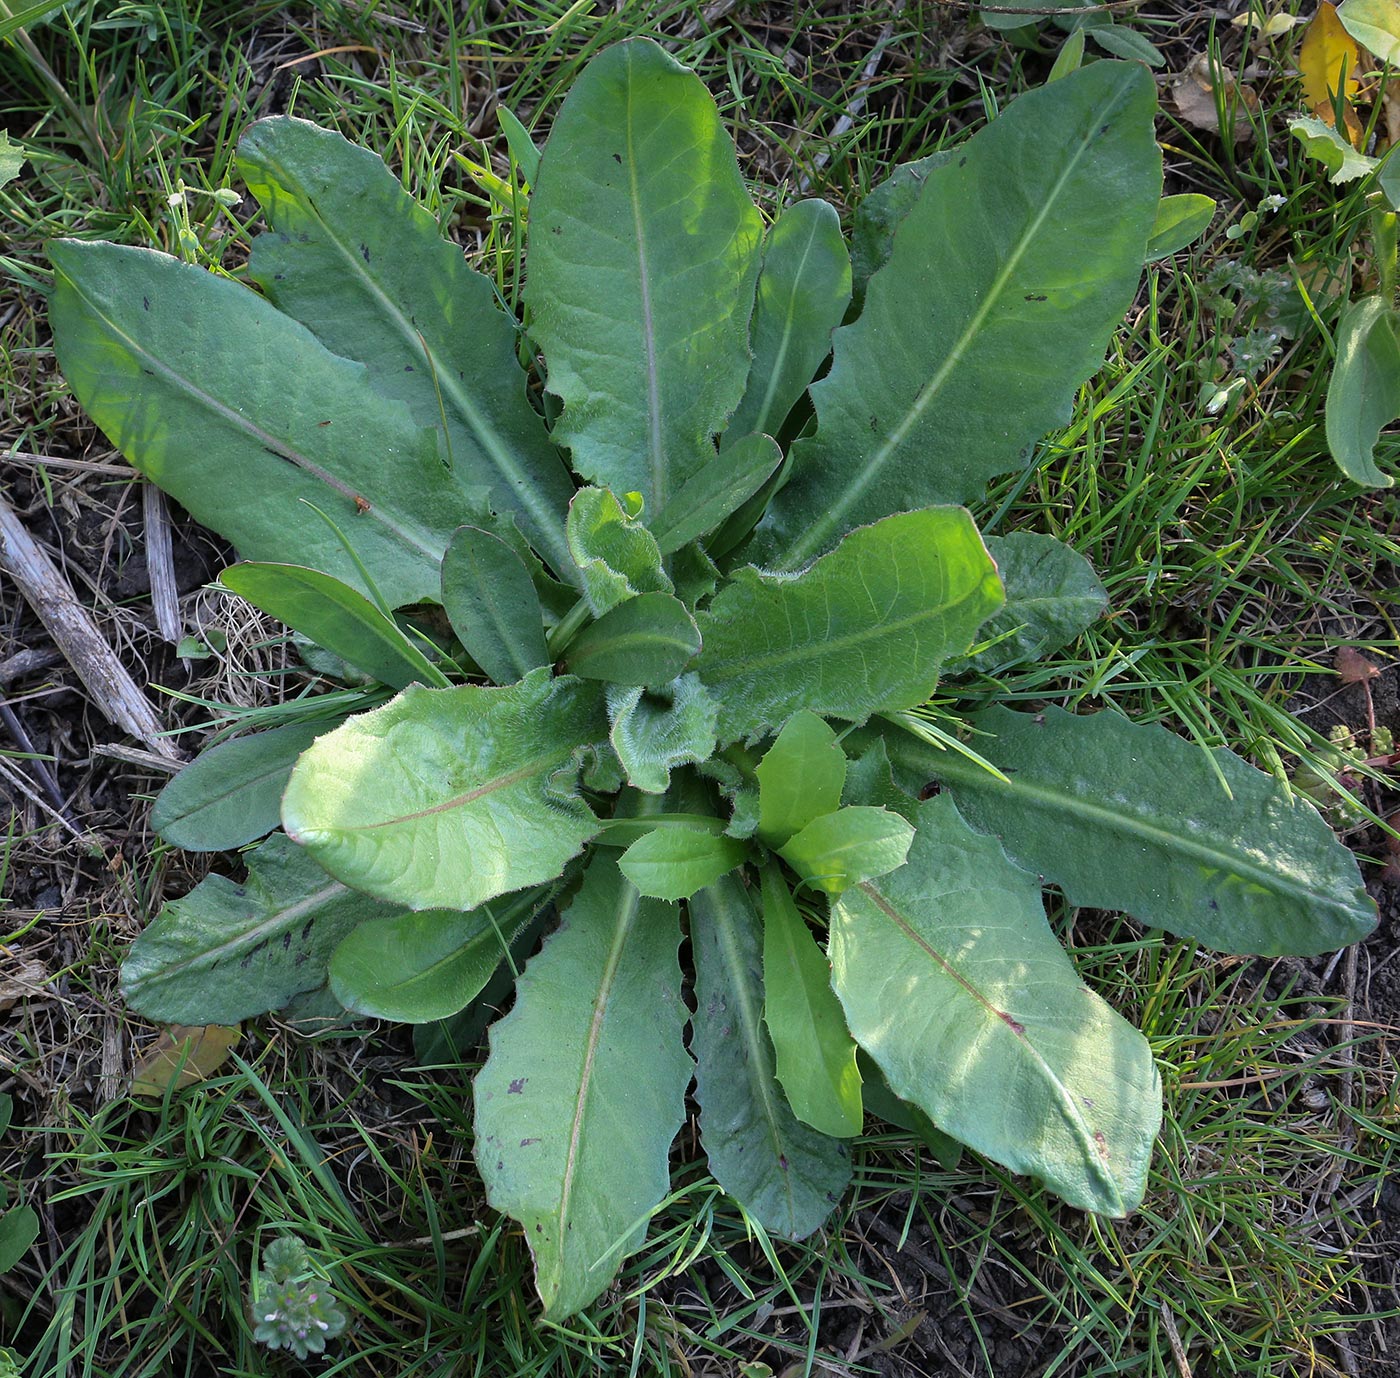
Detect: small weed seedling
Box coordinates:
(250, 1235, 347, 1359)
(48, 41, 1376, 1316)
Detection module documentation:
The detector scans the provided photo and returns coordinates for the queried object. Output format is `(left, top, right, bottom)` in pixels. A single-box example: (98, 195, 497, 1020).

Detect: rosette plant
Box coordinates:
(48, 40, 1375, 1317)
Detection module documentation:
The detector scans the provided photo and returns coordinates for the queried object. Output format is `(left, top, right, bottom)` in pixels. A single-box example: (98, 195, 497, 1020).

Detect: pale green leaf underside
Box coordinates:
(47, 240, 478, 610)
(121, 833, 390, 1025)
(961, 532, 1108, 673)
(760, 865, 862, 1138)
(885, 706, 1377, 956)
(759, 61, 1162, 568)
(282, 669, 607, 912)
(526, 38, 764, 510)
(237, 115, 575, 577)
(691, 873, 850, 1237)
(697, 508, 1004, 742)
(830, 797, 1162, 1216)
(152, 717, 345, 852)
(1325, 296, 1400, 489)
(1289, 117, 1378, 185)
(474, 855, 691, 1317)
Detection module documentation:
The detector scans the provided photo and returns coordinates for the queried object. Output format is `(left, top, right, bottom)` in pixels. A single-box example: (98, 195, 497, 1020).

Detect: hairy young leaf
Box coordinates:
(697, 509, 1003, 742)
(691, 873, 850, 1237)
(607, 675, 718, 794)
(441, 525, 550, 685)
(237, 116, 575, 577)
(1325, 296, 1400, 489)
(759, 62, 1161, 567)
(474, 855, 691, 1317)
(649, 433, 783, 556)
(961, 533, 1108, 673)
(724, 199, 852, 445)
(755, 710, 847, 847)
(282, 670, 606, 911)
(566, 487, 671, 615)
(886, 706, 1377, 956)
(121, 833, 393, 1024)
(329, 881, 563, 1022)
(47, 241, 479, 609)
(618, 823, 747, 900)
(565, 592, 700, 686)
(526, 38, 764, 509)
(830, 796, 1162, 1216)
(152, 717, 346, 851)
(760, 865, 862, 1138)
(777, 806, 913, 895)
(220, 563, 446, 689)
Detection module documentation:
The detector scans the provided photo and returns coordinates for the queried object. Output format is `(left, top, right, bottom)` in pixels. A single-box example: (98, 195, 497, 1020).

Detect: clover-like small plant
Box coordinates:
(250, 1235, 347, 1360)
(48, 40, 1377, 1317)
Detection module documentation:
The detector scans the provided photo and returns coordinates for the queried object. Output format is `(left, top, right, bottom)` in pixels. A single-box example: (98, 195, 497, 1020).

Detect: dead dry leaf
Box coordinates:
(1335, 645, 1381, 682)
(0, 954, 48, 1014)
(1172, 53, 1261, 144)
(131, 1024, 241, 1097)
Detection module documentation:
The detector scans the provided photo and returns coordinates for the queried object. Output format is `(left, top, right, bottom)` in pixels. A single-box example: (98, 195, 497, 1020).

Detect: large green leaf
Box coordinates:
(884, 706, 1377, 956)
(691, 873, 850, 1238)
(329, 881, 562, 1022)
(121, 833, 393, 1024)
(760, 864, 862, 1138)
(723, 199, 851, 445)
(47, 240, 478, 610)
(607, 675, 718, 794)
(151, 717, 346, 851)
(219, 563, 447, 689)
(849, 151, 953, 298)
(474, 855, 691, 1317)
(526, 38, 764, 510)
(830, 796, 1162, 1216)
(237, 115, 576, 577)
(696, 509, 1003, 742)
(1325, 295, 1400, 489)
(282, 669, 606, 911)
(441, 525, 550, 685)
(758, 62, 1161, 568)
(961, 532, 1108, 673)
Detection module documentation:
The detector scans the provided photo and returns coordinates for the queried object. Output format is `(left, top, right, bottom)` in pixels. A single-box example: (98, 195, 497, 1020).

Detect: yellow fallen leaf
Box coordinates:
(1301, 4, 1364, 111)
(132, 1024, 241, 1097)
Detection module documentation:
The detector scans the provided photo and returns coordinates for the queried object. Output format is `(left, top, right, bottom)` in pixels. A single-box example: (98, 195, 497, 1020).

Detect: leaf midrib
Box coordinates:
(706, 886, 799, 1224)
(855, 880, 1123, 1211)
(935, 753, 1352, 916)
(779, 76, 1134, 569)
(245, 147, 575, 577)
(57, 266, 445, 567)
